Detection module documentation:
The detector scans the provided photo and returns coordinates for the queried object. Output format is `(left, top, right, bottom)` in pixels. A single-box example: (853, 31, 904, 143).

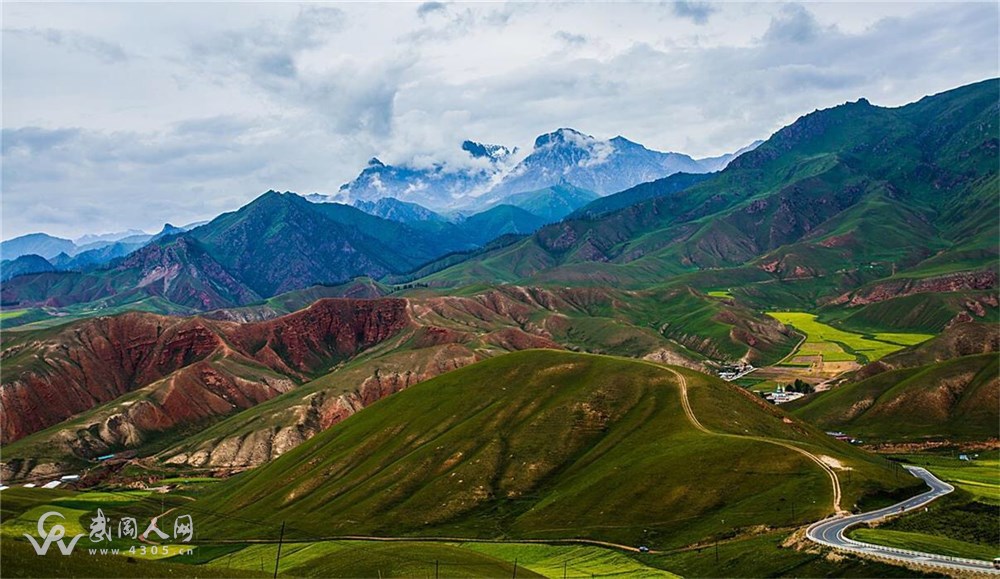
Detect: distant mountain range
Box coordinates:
(1, 129, 755, 288)
(1, 192, 562, 310)
(2, 81, 995, 323)
(419, 79, 999, 298)
(334, 129, 757, 210)
(347, 184, 600, 226)
(1, 223, 196, 263)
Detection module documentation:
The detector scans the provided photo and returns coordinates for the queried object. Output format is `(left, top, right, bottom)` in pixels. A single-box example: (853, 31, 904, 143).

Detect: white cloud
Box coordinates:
(1, 2, 997, 239)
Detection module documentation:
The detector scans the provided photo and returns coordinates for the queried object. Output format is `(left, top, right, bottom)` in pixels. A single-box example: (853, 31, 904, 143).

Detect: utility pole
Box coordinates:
(435, 560, 439, 579)
(512, 558, 518, 578)
(273, 521, 285, 579)
(563, 560, 568, 579)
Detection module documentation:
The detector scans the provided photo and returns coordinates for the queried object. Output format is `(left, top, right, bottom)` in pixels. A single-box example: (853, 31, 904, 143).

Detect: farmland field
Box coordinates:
(0, 309, 29, 320)
(706, 290, 733, 299)
(849, 528, 997, 560)
(767, 312, 933, 364)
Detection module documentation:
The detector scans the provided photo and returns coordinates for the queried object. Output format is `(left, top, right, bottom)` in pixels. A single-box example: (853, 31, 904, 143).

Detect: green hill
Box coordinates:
(791, 353, 999, 442)
(194, 351, 918, 550)
(419, 80, 999, 306)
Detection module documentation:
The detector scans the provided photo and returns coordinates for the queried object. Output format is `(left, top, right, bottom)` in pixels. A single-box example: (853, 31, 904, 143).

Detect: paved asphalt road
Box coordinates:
(807, 465, 999, 575)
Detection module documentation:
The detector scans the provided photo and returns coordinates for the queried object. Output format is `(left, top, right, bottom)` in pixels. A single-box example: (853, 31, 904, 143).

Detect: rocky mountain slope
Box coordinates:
(485, 129, 707, 201)
(337, 139, 514, 208)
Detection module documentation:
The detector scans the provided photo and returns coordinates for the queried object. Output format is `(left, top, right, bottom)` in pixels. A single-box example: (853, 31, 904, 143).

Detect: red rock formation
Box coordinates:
(1, 299, 410, 443)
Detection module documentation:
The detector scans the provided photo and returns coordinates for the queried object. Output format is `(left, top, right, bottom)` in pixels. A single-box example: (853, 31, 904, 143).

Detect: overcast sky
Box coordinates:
(2, 1, 997, 240)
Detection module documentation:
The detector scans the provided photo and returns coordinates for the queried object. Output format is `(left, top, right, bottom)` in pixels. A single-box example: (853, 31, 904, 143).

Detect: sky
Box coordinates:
(2, 1, 997, 240)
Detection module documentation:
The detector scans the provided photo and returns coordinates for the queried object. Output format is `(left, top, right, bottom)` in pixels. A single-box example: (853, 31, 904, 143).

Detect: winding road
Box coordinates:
(194, 357, 998, 574)
(659, 359, 998, 575)
(807, 466, 999, 575)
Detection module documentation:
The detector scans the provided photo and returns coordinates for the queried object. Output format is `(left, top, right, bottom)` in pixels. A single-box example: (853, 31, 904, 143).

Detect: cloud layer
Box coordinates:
(2, 1, 997, 238)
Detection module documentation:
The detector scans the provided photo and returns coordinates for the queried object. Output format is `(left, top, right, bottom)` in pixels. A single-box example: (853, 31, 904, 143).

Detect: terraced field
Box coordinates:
(0, 309, 29, 320)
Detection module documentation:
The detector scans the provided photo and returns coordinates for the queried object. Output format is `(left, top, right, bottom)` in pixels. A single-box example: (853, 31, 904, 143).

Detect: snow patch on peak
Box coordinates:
(462, 140, 515, 163)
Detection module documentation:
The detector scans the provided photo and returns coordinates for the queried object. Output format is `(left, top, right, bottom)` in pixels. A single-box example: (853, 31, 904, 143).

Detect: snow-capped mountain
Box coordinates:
(332, 129, 760, 211)
(485, 128, 712, 201)
(460, 140, 515, 163)
(337, 140, 513, 209)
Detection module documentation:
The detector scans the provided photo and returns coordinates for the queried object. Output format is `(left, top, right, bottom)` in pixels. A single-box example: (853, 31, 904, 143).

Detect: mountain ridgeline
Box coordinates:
(420, 80, 998, 298)
(3, 80, 997, 321)
(0, 194, 550, 310)
(336, 129, 746, 210)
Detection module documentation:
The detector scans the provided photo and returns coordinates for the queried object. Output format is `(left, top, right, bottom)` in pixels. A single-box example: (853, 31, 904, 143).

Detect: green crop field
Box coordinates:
(850, 528, 998, 560)
(199, 541, 543, 578)
(706, 290, 733, 299)
(871, 332, 938, 347)
(650, 530, 926, 578)
(0, 309, 29, 320)
(768, 312, 933, 363)
(191, 541, 679, 578)
(0, 487, 261, 578)
(463, 543, 675, 577)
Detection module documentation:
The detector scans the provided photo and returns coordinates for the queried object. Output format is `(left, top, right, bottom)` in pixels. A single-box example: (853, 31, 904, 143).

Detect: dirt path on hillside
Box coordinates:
(643, 360, 844, 515)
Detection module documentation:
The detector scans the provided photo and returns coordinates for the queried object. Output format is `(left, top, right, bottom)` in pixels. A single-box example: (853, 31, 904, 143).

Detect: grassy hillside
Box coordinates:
(791, 353, 999, 442)
(194, 351, 917, 550)
(417, 80, 998, 310)
(820, 291, 1000, 334)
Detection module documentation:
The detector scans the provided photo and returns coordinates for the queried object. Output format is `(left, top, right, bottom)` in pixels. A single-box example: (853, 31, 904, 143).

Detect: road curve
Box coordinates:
(807, 466, 999, 575)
